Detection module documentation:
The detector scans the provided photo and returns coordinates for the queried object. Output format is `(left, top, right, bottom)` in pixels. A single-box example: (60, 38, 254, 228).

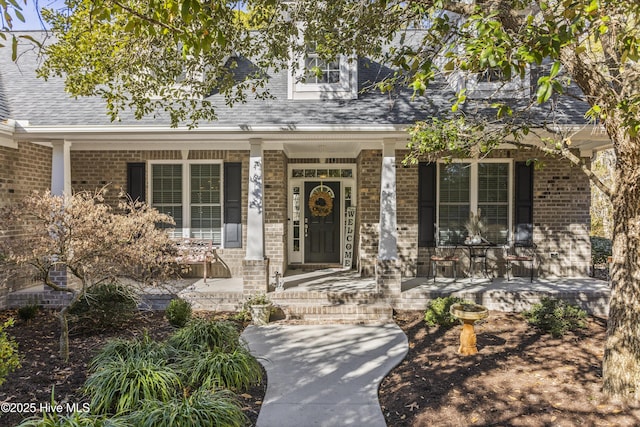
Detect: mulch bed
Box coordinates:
(0, 309, 265, 427)
(379, 310, 640, 426)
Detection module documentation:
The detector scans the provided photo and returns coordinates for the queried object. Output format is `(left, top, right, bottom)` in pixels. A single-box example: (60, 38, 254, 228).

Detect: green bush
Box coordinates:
(17, 304, 40, 322)
(591, 236, 612, 265)
(0, 318, 21, 387)
(68, 281, 140, 329)
(123, 390, 247, 427)
(181, 347, 262, 392)
(17, 411, 127, 427)
(165, 298, 192, 328)
(84, 358, 181, 415)
(167, 319, 240, 352)
(424, 296, 464, 327)
(89, 332, 168, 372)
(523, 297, 587, 337)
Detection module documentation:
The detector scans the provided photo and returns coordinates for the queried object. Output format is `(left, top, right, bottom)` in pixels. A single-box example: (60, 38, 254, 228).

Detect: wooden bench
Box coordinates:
(174, 239, 217, 283)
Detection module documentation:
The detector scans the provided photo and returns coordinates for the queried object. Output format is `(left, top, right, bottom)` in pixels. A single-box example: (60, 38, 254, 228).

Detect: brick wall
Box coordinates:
(70, 149, 250, 277)
(0, 141, 52, 301)
(356, 150, 381, 276)
(514, 150, 592, 276)
(264, 150, 288, 282)
(396, 150, 419, 277)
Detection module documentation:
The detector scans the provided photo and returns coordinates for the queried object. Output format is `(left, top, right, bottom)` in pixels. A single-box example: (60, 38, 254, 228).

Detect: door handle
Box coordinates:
(304, 218, 309, 237)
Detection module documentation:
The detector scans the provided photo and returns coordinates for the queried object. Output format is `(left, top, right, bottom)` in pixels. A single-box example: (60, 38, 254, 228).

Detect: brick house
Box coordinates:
(0, 31, 611, 301)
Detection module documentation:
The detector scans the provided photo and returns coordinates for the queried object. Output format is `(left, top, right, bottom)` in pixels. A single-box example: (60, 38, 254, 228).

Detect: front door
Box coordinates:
(304, 181, 341, 263)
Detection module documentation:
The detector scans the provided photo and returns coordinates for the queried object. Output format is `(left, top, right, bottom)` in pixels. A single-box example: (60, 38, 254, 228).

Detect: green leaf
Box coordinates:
(549, 61, 561, 78)
(536, 81, 552, 103)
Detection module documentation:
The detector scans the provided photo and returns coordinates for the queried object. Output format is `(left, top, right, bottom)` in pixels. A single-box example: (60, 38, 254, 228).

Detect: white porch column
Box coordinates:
(377, 140, 401, 296)
(246, 139, 265, 260)
(243, 139, 269, 295)
(378, 140, 398, 260)
(51, 140, 72, 196)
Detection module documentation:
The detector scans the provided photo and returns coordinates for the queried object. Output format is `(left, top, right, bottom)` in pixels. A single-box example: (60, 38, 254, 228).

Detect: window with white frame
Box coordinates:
(437, 161, 511, 245)
(288, 41, 358, 100)
(151, 162, 222, 244)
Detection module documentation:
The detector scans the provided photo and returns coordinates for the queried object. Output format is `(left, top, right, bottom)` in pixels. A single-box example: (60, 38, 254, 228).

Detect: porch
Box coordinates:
(174, 268, 610, 323)
(6, 269, 610, 322)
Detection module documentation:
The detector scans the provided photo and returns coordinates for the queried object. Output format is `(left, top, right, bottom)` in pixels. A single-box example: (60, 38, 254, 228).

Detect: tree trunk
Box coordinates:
(58, 306, 70, 363)
(602, 125, 640, 400)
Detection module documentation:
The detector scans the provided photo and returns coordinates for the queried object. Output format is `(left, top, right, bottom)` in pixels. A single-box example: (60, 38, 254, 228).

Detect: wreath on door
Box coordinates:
(308, 187, 334, 217)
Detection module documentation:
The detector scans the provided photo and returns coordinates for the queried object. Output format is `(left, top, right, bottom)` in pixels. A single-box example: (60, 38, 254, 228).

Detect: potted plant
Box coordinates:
(464, 209, 486, 244)
(245, 294, 272, 326)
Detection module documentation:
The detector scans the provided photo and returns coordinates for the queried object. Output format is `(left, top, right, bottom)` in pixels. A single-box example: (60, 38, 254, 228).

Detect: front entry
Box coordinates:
(304, 181, 341, 263)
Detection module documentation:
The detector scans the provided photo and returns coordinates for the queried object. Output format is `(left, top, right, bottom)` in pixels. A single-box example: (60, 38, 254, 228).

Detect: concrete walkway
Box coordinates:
(242, 324, 408, 427)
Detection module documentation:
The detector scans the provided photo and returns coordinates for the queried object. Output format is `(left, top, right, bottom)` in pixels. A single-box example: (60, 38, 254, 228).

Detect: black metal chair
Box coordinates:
(504, 224, 536, 282)
(430, 231, 460, 282)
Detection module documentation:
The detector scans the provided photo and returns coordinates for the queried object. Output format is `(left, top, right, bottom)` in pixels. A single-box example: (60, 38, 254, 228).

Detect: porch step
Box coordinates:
(270, 291, 393, 324)
(178, 290, 244, 312)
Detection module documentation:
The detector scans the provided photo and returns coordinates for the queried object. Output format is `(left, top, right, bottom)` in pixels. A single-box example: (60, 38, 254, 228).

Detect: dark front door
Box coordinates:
(305, 181, 341, 263)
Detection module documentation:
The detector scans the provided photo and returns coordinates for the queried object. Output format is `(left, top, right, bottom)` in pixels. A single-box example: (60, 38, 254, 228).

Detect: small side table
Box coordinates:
(463, 241, 496, 282)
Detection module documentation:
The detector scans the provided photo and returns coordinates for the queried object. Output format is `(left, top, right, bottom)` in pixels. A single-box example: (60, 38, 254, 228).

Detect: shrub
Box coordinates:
(0, 318, 21, 387)
(523, 297, 587, 337)
(591, 236, 612, 266)
(165, 298, 192, 328)
(16, 411, 127, 427)
(124, 389, 247, 427)
(84, 358, 181, 415)
(167, 319, 240, 352)
(424, 296, 464, 327)
(68, 281, 140, 330)
(17, 304, 40, 322)
(89, 332, 168, 372)
(181, 347, 262, 392)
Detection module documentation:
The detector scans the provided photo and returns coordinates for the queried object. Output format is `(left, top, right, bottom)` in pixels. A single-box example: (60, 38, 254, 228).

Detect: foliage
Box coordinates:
(424, 296, 464, 327)
(244, 293, 272, 307)
(591, 236, 613, 266)
(83, 357, 181, 415)
(88, 332, 168, 372)
(122, 389, 247, 427)
(167, 318, 240, 352)
(523, 297, 587, 338)
(17, 304, 40, 322)
(0, 189, 178, 362)
(165, 298, 192, 328)
(181, 347, 262, 392)
(16, 411, 126, 427)
(0, 318, 20, 387)
(68, 281, 140, 330)
(464, 210, 486, 238)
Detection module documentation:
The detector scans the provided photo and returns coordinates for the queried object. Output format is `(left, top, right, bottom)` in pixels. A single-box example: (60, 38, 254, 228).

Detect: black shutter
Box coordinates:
(126, 163, 146, 202)
(224, 162, 242, 248)
(514, 161, 534, 242)
(418, 162, 437, 247)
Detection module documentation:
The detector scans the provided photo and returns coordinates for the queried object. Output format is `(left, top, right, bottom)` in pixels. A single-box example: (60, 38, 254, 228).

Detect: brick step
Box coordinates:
(276, 301, 394, 325)
(178, 291, 244, 311)
(271, 291, 383, 306)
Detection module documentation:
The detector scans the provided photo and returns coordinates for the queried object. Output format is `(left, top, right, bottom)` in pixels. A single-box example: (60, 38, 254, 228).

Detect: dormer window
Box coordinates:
(466, 66, 530, 99)
(288, 41, 358, 100)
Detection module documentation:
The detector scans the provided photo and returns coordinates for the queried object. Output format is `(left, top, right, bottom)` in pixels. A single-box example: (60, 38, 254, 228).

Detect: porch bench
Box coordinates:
(174, 238, 218, 283)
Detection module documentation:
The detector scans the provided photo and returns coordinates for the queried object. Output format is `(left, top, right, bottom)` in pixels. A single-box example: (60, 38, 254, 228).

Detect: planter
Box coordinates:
(250, 304, 272, 326)
(450, 303, 489, 355)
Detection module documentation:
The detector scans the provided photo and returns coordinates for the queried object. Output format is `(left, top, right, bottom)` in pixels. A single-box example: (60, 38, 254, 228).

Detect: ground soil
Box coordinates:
(0, 309, 265, 427)
(3, 305, 639, 427)
(379, 310, 640, 427)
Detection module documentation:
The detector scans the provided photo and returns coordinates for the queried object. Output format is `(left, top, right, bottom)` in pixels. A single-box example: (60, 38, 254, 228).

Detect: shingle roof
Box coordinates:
(0, 31, 589, 128)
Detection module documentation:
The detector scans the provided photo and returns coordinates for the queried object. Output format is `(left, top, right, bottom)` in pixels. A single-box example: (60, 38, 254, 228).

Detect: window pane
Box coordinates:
(191, 164, 221, 204)
(438, 163, 470, 245)
(478, 163, 509, 244)
(151, 164, 182, 235)
(190, 164, 222, 244)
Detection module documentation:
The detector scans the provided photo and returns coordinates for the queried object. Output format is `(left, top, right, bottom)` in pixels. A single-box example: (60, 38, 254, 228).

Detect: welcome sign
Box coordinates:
(343, 207, 356, 268)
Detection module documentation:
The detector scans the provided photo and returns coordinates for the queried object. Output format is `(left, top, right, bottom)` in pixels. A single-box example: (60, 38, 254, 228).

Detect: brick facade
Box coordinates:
(70, 149, 250, 277)
(264, 150, 288, 283)
(355, 148, 592, 279)
(0, 141, 53, 302)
